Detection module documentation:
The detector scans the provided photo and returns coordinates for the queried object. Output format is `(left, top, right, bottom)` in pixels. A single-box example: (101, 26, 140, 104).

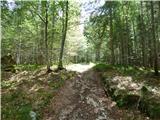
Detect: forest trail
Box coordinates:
(43, 64, 129, 120)
(66, 63, 95, 73)
(43, 68, 111, 120)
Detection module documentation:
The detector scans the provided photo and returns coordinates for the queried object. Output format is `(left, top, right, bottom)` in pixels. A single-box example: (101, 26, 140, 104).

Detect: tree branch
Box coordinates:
(30, 3, 46, 23)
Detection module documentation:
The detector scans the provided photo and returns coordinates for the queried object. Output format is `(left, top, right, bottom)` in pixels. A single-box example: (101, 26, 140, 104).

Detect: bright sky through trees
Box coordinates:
(79, 0, 105, 32)
(6, 0, 105, 33)
(6, 0, 15, 10)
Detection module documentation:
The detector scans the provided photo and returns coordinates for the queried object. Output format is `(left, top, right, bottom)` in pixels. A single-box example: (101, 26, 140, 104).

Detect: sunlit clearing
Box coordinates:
(66, 63, 95, 73)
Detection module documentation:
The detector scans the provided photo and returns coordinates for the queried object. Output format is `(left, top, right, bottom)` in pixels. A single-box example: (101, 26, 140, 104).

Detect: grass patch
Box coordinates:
(14, 64, 44, 71)
(93, 63, 113, 72)
(2, 90, 32, 120)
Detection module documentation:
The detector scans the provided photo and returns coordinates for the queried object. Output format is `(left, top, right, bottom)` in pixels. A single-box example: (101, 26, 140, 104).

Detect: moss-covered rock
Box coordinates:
(121, 94, 140, 107)
(139, 95, 160, 119)
(103, 75, 141, 108)
(102, 73, 160, 119)
(100, 64, 160, 119)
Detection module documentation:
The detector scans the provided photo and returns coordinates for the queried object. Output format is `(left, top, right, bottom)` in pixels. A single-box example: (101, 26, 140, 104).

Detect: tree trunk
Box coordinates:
(38, 1, 45, 65)
(58, 1, 69, 70)
(124, 2, 129, 65)
(132, 19, 137, 66)
(50, 1, 56, 65)
(109, 5, 115, 65)
(95, 47, 100, 62)
(146, 2, 153, 67)
(44, 1, 51, 72)
(140, 2, 147, 67)
(151, 1, 159, 76)
(121, 5, 125, 65)
(16, 16, 21, 64)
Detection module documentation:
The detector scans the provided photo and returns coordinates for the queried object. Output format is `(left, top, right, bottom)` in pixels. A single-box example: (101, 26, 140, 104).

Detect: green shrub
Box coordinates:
(2, 91, 32, 120)
(93, 63, 113, 72)
(14, 64, 43, 71)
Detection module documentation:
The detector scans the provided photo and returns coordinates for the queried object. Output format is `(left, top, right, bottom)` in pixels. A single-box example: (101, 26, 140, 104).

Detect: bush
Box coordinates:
(14, 64, 43, 71)
(93, 63, 113, 72)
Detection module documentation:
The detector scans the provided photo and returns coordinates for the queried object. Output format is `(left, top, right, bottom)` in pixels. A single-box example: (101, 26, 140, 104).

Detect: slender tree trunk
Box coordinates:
(158, 2, 160, 52)
(16, 16, 21, 64)
(109, 5, 115, 65)
(124, 2, 130, 65)
(118, 20, 124, 65)
(146, 2, 153, 67)
(95, 47, 100, 62)
(151, 1, 159, 76)
(16, 30, 21, 64)
(58, 1, 69, 70)
(120, 5, 125, 65)
(39, 1, 45, 64)
(140, 1, 147, 67)
(44, 1, 51, 72)
(157, 2, 160, 67)
(132, 19, 137, 66)
(50, 1, 56, 66)
(16, 42, 21, 64)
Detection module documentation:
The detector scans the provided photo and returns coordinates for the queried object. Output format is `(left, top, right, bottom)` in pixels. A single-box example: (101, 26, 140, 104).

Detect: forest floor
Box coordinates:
(42, 64, 150, 120)
(1, 64, 159, 120)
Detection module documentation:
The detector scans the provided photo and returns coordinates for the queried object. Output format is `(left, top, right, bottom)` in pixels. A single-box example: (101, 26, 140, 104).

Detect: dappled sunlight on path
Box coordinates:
(66, 63, 95, 73)
(43, 67, 114, 120)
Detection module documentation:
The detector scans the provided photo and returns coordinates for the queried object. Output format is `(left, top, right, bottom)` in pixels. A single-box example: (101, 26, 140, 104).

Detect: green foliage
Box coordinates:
(1, 1, 81, 65)
(116, 98, 125, 107)
(2, 90, 32, 120)
(14, 64, 43, 71)
(84, 1, 159, 76)
(1, 81, 12, 89)
(93, 63, 113, 72)
(113, 65, 148, 77)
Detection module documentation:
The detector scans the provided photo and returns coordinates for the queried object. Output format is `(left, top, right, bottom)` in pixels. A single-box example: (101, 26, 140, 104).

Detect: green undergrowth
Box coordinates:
(14, 64, 44, 71)
(113, 65, 149, 77)
(94, 63, 156, 78)
(93, 63, 113, 72)
(2, 90, 33, 120)
(94, 63, 160, 119)
(2, 69, 77, 120)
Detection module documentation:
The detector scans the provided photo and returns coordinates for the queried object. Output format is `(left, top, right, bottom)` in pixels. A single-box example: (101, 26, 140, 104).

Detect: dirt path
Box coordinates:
(43, 67, 121, 120)
(43, 65, 149, 120)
